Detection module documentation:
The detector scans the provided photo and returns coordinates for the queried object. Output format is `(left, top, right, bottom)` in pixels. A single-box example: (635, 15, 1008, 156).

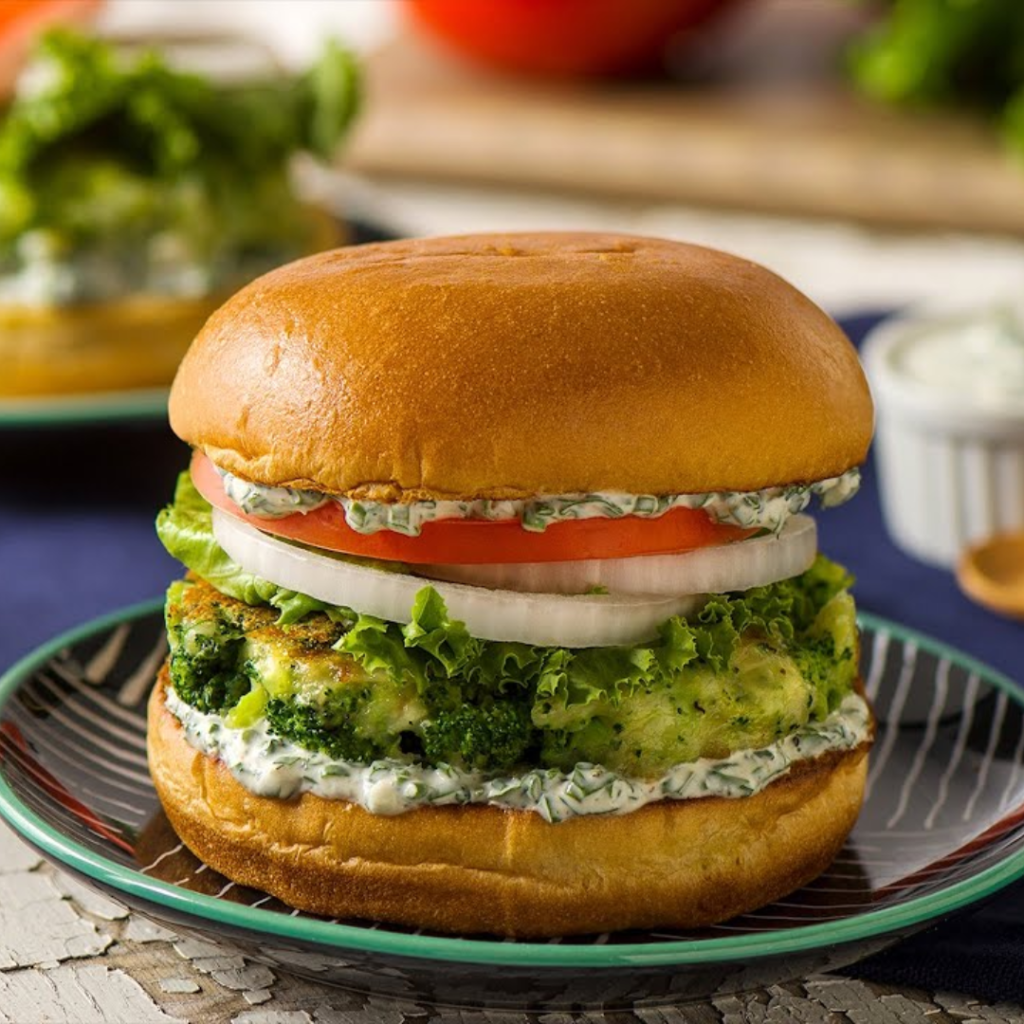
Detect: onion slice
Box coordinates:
(418, 515, 817, 596)
(212, 509, 705, 648)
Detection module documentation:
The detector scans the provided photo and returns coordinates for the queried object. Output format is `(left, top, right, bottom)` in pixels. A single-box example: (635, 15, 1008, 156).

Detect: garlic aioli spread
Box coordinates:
(217, 467, 862, 537)
(166, 687, 871, 824)
(887, 302, 1024, 410)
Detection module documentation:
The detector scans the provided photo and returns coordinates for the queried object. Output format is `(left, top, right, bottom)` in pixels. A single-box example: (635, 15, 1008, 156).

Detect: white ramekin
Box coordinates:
(863, 305, 1024, 568)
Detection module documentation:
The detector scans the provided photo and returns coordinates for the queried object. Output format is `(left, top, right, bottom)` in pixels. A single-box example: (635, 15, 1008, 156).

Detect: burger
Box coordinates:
(0, 29, 357, 398)
(150, 232, 875, 937)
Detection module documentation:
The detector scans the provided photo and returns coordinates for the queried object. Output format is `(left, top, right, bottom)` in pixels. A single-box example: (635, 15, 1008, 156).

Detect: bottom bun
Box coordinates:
(148, 670, 870, 937)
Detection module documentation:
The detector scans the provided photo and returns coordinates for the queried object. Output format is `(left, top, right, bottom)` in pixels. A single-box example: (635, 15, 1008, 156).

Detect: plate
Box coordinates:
(1, 604, 1023, 1009)
(0, 388, 171, 428)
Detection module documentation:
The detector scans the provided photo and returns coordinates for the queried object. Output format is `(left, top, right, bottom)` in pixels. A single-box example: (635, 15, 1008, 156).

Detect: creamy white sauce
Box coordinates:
(166, 687, 871, 823)
(217, 467, 862, 537)
(0, 239, 214, 303)
(14, 54, 64, 101)
(0, 230, 277, 306)
(889, 302, 1024, 409)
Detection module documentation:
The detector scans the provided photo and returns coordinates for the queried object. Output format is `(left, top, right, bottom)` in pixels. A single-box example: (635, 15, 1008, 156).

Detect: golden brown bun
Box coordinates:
(0, 208, 341, 398)
(169, 232, 873, 501)
(148, 671, 870, 937)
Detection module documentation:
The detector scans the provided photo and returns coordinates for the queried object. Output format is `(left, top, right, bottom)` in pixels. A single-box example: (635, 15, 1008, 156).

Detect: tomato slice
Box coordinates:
(191, 453, 754, 565)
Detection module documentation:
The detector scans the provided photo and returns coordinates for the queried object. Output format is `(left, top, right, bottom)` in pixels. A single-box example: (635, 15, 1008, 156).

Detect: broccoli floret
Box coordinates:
(263, 692, 537, 771)
(421, 701, 536, 772)
(793, 630, 856, 717)
(167, 619, 252, 713)
(264, 692, 390, 763)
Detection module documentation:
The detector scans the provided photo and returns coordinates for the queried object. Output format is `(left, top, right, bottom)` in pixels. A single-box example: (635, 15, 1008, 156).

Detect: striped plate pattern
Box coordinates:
(1, 602, 1024, 1005)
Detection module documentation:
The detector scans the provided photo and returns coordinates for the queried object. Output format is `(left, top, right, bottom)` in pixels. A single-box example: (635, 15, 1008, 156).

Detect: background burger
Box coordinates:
(150, 231, 875, 937)
(0, 28, 358, 398)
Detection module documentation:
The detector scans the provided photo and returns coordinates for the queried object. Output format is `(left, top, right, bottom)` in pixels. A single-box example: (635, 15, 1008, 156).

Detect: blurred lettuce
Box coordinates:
(849, 0, 1024, 161)
(0, 30, 360, 265)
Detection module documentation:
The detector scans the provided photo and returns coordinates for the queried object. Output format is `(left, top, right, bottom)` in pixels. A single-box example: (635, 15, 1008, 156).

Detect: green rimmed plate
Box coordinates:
(1, 602, 1023, 1009)
(0, 388, 170, 428)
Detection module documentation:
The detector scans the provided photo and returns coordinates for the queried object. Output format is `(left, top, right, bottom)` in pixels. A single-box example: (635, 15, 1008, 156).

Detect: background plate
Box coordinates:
(0, 218, 384, 430)
(0, 387, 171, 428)
(1, 604, 1023, 1009)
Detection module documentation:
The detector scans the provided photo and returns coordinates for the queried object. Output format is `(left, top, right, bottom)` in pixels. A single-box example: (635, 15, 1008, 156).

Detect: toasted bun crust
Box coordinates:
(168, 232, 873, 502)
(0, 209, 341, 398)
(148, 671, 870, 937)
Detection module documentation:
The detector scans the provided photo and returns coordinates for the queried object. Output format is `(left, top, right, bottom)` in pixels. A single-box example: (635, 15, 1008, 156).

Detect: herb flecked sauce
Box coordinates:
(218, 467, 862, 537)
(166, 688, 871, 823)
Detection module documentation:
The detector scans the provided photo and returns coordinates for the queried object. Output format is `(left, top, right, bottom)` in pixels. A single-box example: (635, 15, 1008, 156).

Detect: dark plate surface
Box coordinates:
(1, 604, 1024, 1009)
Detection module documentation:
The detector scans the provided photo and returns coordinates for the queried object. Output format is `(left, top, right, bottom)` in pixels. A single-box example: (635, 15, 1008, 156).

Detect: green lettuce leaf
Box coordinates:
(156, 471, 351, 624)
(336, 614, 427, 688)
(401, 588, 480, 676)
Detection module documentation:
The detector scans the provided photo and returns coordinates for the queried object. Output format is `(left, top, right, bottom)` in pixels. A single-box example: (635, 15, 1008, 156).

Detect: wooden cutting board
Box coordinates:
(344, 5, 1024, 236)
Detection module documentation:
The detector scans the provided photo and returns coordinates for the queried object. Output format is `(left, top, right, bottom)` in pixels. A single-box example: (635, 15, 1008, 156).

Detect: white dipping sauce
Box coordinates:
(889, 302, 1024, 410)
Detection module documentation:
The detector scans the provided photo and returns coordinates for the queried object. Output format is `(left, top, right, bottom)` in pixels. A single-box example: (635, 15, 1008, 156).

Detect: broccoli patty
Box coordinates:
(165, 565, 858, 777)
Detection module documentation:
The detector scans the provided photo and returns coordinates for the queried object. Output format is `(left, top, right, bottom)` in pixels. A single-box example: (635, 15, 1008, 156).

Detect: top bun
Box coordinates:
(169, 232, 873, 501)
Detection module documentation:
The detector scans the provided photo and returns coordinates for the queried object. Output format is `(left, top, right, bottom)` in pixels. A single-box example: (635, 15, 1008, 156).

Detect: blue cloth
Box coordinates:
(1, 312, 1022, 1003)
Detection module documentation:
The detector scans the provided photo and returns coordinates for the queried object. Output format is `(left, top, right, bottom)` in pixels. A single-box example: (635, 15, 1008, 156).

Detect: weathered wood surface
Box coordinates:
(1, 822, 1021, 1024)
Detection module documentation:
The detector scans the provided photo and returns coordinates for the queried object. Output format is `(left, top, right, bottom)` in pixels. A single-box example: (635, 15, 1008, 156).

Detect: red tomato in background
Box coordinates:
(403, 0, 739, 77)
(0, 0, 103, 99)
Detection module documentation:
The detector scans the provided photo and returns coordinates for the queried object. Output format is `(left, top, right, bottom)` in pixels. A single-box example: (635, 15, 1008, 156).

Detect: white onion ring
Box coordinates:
(418, 516, 817, 596)
(212, 509, 705, 648)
